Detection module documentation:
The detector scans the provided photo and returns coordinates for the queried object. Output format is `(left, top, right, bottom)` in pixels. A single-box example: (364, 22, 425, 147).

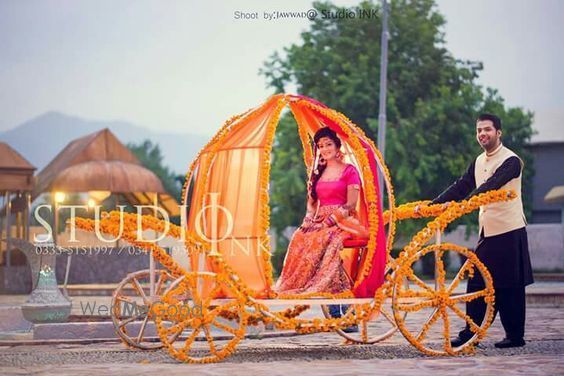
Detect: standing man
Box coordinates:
(417, 113, 534, 348)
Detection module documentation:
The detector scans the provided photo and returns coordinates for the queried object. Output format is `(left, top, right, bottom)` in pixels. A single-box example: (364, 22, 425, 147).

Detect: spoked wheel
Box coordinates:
(321, 269, 406, 344)
(154, 271, 248, 363)
(111, 269, 179, 349)
(392, 243, 495, 355)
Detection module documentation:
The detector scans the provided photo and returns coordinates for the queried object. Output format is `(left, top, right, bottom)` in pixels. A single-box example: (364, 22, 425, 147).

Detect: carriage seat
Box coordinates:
(342, 238, 368, 248)
(340, 236, 368, 281)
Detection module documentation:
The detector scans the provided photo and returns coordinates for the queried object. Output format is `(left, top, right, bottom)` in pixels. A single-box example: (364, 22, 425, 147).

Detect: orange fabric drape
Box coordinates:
(187, 96, 285, 296)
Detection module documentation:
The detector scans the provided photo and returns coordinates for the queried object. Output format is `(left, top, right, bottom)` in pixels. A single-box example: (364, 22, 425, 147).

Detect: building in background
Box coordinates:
(528, 141, 564, 223)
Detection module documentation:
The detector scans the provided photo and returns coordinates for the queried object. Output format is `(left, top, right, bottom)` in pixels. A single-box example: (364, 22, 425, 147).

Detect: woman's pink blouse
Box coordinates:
(315, 164, 361, 207)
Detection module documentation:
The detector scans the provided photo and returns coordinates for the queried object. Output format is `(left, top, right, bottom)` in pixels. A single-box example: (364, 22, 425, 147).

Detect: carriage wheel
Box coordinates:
(321, 269, 406, 344)
(392, 243, 495, 355)
(111, 269, 178, 349)
(154, 271, 248, 363)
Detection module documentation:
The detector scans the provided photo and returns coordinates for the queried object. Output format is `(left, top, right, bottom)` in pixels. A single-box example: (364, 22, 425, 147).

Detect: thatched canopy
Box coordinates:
(33, 129, 179, 216)
(50, 160, 166, 193)
(0, 142, 36, 192)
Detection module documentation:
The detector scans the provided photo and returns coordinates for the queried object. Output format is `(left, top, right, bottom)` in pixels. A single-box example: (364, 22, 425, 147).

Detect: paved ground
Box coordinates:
(1, 306, 562, 375)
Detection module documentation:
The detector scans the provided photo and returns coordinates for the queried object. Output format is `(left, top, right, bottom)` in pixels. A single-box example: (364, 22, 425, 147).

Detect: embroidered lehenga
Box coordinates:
(275, 164, 364, 295)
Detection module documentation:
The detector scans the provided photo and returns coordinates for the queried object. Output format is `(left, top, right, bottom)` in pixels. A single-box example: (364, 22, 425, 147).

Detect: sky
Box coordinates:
(0, 0, 563, 141)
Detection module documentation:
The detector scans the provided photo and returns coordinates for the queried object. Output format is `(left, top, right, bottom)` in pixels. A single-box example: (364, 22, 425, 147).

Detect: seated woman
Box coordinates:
(274, 127, 366, 296)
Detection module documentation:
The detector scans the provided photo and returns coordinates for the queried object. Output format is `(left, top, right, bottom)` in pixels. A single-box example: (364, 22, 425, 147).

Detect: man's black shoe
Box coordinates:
(342, 325, 359, 333)
(494, 338, 525, 348)
(450, 336, 472, 347)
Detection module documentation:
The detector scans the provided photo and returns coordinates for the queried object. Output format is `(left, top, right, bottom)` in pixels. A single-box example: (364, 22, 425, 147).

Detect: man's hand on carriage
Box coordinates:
(439, 202, 451, 211)
(414, 202, 451, 217)
(413, 204, 423, 217)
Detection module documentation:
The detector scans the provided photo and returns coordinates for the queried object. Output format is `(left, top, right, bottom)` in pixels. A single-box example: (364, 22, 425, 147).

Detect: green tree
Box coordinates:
(270, 114, 308, 273)
(127, 140, 183, 203)
(263, 0, 534, 274)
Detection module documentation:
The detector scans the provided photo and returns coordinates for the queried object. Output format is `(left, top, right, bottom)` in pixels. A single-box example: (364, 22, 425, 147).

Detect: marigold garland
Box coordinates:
(75, 200, 500, 360)
(258, 97, 288, 292)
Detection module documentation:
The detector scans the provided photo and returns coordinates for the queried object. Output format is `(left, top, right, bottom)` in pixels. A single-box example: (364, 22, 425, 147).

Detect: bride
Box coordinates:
(274, 127, 367, 296)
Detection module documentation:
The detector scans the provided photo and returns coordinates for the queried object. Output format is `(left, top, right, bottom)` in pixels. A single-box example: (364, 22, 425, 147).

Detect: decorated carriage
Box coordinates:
(75, 94, 516, 363)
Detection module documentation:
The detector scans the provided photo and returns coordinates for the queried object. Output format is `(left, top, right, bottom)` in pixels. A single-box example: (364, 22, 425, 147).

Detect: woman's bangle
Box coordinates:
(323, 216, 336, 227)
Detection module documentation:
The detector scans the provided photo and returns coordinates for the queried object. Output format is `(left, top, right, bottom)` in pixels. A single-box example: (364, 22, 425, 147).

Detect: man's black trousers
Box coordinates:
(459, 284, 526, 340)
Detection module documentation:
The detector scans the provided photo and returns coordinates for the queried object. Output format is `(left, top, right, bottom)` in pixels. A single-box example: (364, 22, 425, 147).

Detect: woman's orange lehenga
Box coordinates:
(274, 205, 353, 295)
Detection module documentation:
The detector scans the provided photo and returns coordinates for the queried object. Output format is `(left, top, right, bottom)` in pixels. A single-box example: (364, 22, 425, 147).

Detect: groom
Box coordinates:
(417, 113, 534, 348)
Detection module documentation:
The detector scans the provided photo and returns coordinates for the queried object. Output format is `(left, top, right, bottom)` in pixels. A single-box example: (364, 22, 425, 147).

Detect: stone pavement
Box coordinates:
(0, 307, 562, 375)
(2, 355, 562, 376)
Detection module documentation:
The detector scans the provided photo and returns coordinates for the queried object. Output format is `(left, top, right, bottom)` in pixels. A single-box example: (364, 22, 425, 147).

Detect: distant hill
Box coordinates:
(0, 112, 209, 174)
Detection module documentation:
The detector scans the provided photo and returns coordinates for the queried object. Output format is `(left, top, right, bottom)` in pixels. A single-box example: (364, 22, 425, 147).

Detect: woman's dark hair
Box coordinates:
(308, 127, 342, 201)
(477, 113, 502, 130)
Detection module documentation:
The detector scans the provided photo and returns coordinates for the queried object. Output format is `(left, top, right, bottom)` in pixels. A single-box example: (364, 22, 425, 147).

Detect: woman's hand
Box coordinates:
(298, 216, 312, 232)
(300, 218, 327, 233)
(299, 214, 319, 232)
(337, 205, 350, 218)
(307, 222, 327, 232)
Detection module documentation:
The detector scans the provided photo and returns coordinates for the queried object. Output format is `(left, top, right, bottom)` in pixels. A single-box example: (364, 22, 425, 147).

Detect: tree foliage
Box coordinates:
(262, 0, 534, 265)
(127, 140, 183, 203)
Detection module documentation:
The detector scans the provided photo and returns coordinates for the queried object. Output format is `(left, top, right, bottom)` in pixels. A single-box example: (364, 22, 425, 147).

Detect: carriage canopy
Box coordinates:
(183, 94, 388, 298)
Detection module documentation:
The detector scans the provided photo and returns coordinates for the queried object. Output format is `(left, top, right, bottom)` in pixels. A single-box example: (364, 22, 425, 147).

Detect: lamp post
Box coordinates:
(377, 0, 389, 204)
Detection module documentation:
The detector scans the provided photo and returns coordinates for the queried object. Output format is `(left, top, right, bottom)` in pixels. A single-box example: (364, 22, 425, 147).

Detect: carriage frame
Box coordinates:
(76, 95, 516, 363)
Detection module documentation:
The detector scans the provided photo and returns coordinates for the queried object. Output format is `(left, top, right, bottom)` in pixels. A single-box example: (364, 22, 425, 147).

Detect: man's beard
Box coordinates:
(483, 138, 499, 151)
